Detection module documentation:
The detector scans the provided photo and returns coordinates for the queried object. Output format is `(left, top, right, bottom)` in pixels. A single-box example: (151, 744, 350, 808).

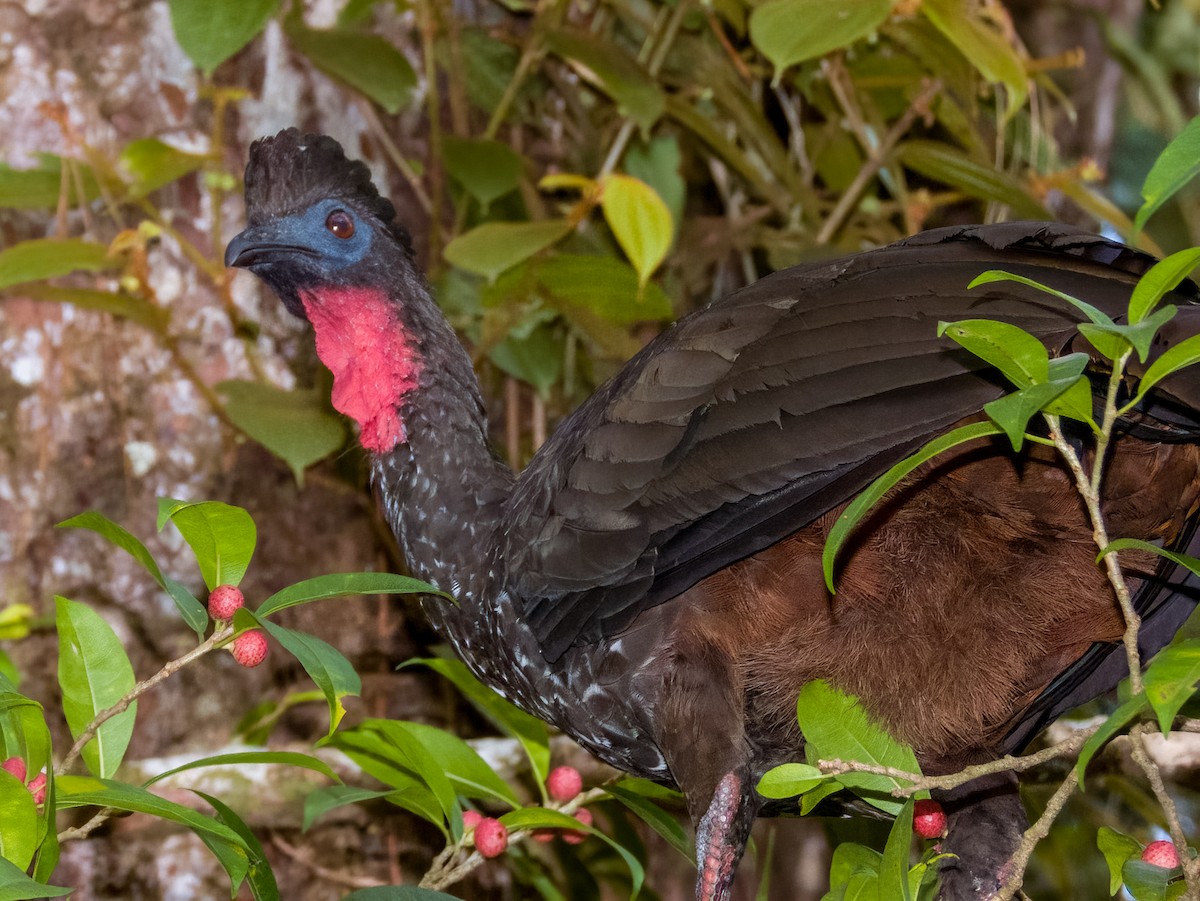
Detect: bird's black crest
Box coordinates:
(243, 128, 414, 256)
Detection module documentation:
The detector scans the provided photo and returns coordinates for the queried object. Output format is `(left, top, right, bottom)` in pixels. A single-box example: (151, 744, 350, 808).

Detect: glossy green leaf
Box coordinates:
(444, 220, 572, 282)
(250, 616, 360, 737)
(1135, 114, 1200, 233)
(1099, 538, 1200, 581)
(0, 770, 38, 871)
(756, 763, 828, 800)
(984, 378, 1078, 450)
(0, 855, 71, 899)
(442, 137, 523, 208)
(544, 29, 664, 131)
(57, 510, 208, 636)
(967, 270, 1115, 327)
(1128, 247, 1200, 324)
(828, 842, 883, 891)
(538, 255, 673, 324)
(0, 155, 99, 210)
(1078, 323, 1134, 362)
(1122, 858, 1182, 901)
(193, 791, 280, 901)
(303, 784, 395, 831)
(600, 174, 674, 288)
(1083, 305, 1177, 363)
(257, 572, 445, 618)
(898, 141, 1048, 218)
(1143, 639, 1200, 735)
(489, 320, 563, 398)
(605, 781, 693, 861)
(55, 597, 137, 779)
(879, 798, 915, 901)
(169, 0, 277, 73)
(1126, 333, 1200, 410)
(937, 319, 1049, 388)
(1098, 826, 1142, 895)
(625, 137, 685, 230)
(217, 380, 346, 485)
(285, 18, 416, 114)
(0, 239, 116, 292)
(144, 750, 340, 788)
(749, 0, 892, 81)
(157, 499, 256, 590)
(795, 681, 921, 815)
(357, 721, 461, 834)
(824, 422, 1005, 591)
(921, 0, 1028, 112)
(343, 887, 464, 901)
(500, 807, 645, 897)
(19, 285, 169, 332)
(1075, 689, 1149, 788)
(405, 657, 549, 786)
(322, 735, 447, 832)
(374, 720, 520, 808)
(119, 139, 208, 197)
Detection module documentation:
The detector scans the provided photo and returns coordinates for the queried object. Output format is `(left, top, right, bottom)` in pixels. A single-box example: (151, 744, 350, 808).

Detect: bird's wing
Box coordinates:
(504, 222, 1200, 661)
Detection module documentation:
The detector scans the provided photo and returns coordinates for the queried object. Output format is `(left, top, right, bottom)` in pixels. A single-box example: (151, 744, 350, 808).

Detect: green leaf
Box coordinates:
(824, 422, 1005, 591)
(303, 784, 394, 831)
(749, 0, 892, 82)
(0, 855, 71, 899)
(879, 798, 915, 901)
(0, 239, 116, 291)
(828, 842, 882, 889)
(625, 137, 685, 231)
(1097, 826, 1142, 895)
(157, 499, 256, 590)
(442, 137, 523, 209)
(604, 781, 694, 862)
(500, 807, 645, 896)
(217, 381, 347, 485)
(0, 155, 98, 210)
(1128, 247, 1200, 324)
(119, 139, 208, 197)
(55, 597, 137, 778)
(921, 0, 1028, 112)
(250, 616, 360, 737)
(19, 285, 169, 332)
(284, 17, 416, 114)
(144, 751, 340, 788)
(756, 763, 828, 800)
(538, 255, 674, 324)
(488, 321, 563, 398)
(168, 0, 277, 73)
(937, 318, 1049, 388)
(444, 220, 572, 282)
(343, 887, 464, 901)
(1143, 639, 1200, 735)
(322, 735, 448, 831)
(1127, 333, 1200, 410)
(357, 721, 461, 834)
(0, 770, 38, 870)
(405, 657, 549, 786)
(1075, 689, 1150, 788)
(256, 572, 445, 618)
(984, 377, 1080, 450)
(1135, 114, 1200, 233)
(1122, 858, 1182, 901)
(1099, 538, 1200, 581)
(795, 681, 921, 815)
(600, 175, 674, 288)
(898, 142, 1048, 218)
(543, 29, 664, 132)
(1082, 306, 1178, 364)
(57, 510, 208, 636)
(373, 720, 520, 808)
(193, 791, 280, 901)
(967, 270, 1115, 327)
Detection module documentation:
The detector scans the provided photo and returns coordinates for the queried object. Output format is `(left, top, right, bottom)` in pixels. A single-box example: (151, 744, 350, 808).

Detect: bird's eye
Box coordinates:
(325, 210, 355, 239)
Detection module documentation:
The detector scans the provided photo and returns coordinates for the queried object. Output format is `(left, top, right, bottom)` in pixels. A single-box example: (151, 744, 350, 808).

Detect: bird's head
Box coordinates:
(225, 129, 427, 454)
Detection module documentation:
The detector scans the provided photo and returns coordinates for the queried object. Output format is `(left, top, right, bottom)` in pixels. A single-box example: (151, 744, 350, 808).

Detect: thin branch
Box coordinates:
(1129, 723, 1200, 896)
(991, 770, 1080, 901)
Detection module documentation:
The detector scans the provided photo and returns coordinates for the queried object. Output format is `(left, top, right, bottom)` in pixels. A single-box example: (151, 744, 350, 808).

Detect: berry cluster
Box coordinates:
(207, 586, 268, 668)
(466, 765, 593, 859)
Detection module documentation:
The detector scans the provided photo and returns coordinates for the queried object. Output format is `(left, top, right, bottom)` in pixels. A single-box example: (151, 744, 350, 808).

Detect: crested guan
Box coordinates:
(225, 129, 1200, 900)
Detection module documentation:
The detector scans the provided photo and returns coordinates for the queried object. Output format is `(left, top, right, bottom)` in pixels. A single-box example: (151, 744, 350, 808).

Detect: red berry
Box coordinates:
(208, 585, 245, 620)
(546, 765, 583, 802)
(531, 829, 556, 843)
(462, 809, 483, 830)
(913, 799, 947, 839)
(231, 630, 268, 667)
(28, 772, 46, 805)
(1, 756, 26, 783)
(1142, 840, 1181, 870)
(563, 807, 593, 845)
(473, 817, 508, 858)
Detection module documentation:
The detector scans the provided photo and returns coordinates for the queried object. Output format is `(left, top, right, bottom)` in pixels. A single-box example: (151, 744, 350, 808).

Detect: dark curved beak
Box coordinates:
(224, 223, 317, 269)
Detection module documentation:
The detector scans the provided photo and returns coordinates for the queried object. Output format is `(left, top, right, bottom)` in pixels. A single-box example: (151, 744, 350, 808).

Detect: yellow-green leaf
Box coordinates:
(600, 174, 673, 288)
(749, 0, 893, 83)
(0, 239, 117, 291)
(921, 0, 1028, 114)
(444, 220, 572, 282)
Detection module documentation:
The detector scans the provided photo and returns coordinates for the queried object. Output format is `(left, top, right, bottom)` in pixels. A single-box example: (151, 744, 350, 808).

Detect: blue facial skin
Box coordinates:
(226, 198, 375, 316)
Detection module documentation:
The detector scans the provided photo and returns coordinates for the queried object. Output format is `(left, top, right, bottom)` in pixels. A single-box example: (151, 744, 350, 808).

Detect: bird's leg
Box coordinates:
(933, 771, 1027, 900)
(653, 641, 759, 901)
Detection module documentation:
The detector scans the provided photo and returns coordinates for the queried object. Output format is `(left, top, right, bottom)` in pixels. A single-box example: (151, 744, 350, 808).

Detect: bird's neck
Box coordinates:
(299, 281, 516, 642)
